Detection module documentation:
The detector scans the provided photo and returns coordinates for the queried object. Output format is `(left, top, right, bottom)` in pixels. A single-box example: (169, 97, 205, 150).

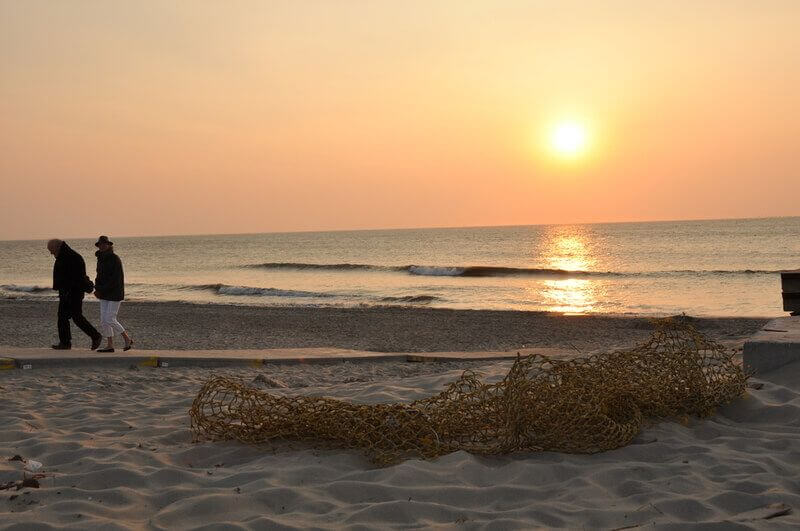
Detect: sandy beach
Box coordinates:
(1, 355, 799, 529)
(1, 301, 797, 528)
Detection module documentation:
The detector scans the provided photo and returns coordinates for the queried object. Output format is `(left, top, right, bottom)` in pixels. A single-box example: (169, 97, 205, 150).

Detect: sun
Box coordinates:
(549, 121, 589, 158)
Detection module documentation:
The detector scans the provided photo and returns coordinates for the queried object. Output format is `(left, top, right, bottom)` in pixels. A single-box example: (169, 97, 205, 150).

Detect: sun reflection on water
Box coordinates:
(539, 227, 600, 314)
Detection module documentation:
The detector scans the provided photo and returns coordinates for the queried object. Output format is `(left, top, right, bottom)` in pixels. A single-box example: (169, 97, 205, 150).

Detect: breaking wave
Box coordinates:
(249, 262, 398, 272)
(379, 295, 441, 303)
(402, 266, 786, 278)
(248, 262, 786, 278)
(1, 284, 51, 293)
(406, 266, 613, 277)
(184, 284, 333, 298)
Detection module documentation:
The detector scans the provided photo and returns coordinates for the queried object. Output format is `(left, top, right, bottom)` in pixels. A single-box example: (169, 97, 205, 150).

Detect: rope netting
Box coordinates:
(189, 319, 747, 465)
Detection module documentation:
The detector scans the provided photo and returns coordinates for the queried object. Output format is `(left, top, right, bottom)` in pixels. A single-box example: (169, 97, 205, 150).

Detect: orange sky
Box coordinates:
(1, 0, 798, 240)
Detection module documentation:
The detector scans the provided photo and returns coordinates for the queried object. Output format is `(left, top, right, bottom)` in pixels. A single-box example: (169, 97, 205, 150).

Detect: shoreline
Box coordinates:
(3, 291, 784, 321)
(0, 299, 769, 353)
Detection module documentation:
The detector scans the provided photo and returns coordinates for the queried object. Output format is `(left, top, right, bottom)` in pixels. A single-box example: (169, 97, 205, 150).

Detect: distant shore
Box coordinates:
(0, 299, 768, 352)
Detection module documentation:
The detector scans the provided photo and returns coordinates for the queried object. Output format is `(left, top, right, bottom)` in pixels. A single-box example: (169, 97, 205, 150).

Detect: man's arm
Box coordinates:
(69, 254, 88, 291)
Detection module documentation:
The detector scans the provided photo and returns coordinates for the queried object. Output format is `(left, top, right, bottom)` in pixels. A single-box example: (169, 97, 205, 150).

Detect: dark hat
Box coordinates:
(95, 235, 113, 247)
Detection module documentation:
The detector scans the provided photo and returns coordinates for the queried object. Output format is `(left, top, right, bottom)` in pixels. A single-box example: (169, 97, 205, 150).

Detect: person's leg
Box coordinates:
(116, 300, 133, 350)
(105, 301, 127, 345)
(70, 292, 101, 345)
(56, 294, 72, 347)
(99, 298, 107, 336)
(99, 299, 114, 349)
(121, 328, 133, 349)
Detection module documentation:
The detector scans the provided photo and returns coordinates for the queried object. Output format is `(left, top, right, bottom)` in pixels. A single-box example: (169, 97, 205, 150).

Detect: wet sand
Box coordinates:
(0, 299, 768, 353)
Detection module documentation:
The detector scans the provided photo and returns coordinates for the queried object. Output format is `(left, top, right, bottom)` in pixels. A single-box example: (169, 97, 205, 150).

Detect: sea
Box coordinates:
(0, 217, 797, 317)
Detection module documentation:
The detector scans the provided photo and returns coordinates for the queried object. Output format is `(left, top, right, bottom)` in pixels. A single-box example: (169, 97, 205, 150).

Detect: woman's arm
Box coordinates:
(94, 257, 111, 296)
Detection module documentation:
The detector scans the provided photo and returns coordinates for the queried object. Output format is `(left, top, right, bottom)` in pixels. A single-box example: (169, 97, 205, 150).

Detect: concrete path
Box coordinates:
(7, 321, 799, 374)
(0, 346, 571, 370)
(743, 316, 800, 375)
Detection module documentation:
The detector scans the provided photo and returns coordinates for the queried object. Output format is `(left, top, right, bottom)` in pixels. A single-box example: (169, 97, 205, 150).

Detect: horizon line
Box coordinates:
(2, 213, 798, 243)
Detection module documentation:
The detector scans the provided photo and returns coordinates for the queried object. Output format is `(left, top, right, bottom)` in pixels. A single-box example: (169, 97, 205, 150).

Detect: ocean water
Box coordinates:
(0, 217, 797, 317)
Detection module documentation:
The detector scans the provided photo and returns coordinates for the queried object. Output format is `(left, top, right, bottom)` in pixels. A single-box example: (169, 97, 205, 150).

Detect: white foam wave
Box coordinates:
(407, 266, 465, 277)
(190, 283, 331, 298)
(217, 285, 321, 298)
(380, 295, 441, 303)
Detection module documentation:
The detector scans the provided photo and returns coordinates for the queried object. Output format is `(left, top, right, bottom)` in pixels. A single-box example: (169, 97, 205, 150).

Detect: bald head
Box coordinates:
(47, 239, 63, 256)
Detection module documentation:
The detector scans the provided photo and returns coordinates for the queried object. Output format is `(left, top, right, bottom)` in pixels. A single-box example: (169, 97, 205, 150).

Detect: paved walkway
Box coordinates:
(743, 316, 800, 374)
(0, 346, 571, 370)
(6, 318, 799, 373)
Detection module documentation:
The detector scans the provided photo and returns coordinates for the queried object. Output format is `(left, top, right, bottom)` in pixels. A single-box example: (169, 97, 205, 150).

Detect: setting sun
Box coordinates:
(549, 121, 589, 158)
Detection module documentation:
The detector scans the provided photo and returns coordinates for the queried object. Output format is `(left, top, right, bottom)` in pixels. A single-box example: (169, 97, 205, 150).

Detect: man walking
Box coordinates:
(48, 239, 102, 350)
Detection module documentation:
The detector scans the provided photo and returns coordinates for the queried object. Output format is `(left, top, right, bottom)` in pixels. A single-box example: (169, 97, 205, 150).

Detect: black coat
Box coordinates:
(52, 242, 89, 294)
(95, 249, 125, 301)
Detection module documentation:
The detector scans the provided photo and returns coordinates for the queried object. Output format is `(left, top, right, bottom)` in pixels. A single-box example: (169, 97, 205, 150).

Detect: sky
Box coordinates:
(1, 0, 798, 240)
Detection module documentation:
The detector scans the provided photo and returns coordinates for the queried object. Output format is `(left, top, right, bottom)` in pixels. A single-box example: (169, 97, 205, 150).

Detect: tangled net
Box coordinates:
(190, 319, 747, 466)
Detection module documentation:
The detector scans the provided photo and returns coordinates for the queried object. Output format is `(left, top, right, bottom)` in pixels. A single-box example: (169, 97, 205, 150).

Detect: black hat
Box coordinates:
(95, 235, 113, 247)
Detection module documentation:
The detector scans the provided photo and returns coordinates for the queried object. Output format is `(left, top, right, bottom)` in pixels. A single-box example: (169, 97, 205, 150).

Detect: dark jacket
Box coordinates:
(53, 242, 89, 294)
(95, 248, 125, 301)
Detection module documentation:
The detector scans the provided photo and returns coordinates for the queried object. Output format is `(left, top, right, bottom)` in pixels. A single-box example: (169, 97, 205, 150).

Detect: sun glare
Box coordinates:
(549, 121, 589, 158)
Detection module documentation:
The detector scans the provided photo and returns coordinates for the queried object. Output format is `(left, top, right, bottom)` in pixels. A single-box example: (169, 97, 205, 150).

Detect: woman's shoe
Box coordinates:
(51, 343, 71, 350)
(96, 347, 115, 353)
(123, 339, 134, 352)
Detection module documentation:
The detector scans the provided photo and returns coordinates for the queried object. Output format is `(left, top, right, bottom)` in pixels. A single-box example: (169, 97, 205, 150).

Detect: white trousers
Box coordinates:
(99, 299, 125, 338)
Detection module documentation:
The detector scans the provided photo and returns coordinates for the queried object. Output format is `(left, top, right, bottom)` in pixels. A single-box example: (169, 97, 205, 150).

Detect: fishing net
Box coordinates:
(189, 319, 747, 466)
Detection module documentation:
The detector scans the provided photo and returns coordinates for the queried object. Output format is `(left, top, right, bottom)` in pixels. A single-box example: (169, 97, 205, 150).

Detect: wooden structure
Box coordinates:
(781, 270, 800, 315)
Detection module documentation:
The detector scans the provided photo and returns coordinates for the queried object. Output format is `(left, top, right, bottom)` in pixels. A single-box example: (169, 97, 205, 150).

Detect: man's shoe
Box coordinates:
(51, 343, 71, 350)
(96, 347, 115, 353)
(91, 336, 102, 351)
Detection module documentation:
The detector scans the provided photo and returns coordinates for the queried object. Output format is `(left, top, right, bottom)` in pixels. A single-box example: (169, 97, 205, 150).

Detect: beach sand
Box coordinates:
(1, 359, 799, 529)
(2, 301, 796, 529)
(0, 299, 768, 352)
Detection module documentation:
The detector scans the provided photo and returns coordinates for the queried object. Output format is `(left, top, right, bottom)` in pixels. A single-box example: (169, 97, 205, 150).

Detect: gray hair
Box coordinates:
(46, 239, 63, 253)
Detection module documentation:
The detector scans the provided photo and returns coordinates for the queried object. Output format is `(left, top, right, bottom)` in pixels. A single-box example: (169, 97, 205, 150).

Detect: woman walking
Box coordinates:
(94, 235, 133, 352)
